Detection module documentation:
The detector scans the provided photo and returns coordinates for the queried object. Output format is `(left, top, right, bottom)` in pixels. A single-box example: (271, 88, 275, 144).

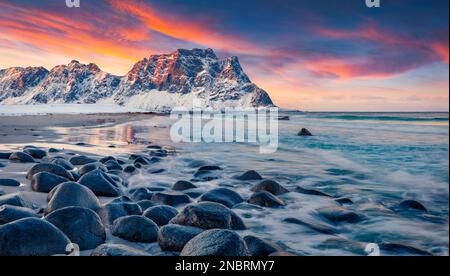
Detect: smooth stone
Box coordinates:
(181, 229, 250, 256)
(99, 156, 116, 163)
(69, 155, 97, 166)
(316, 206, 363, 223)
(91, 244, 151, 256)
(134, 156, 151, 165)
(232, 203, 264, 211)
(131, 187, 153, 201)
(51, 158, 75, 170)
(123, 165, 138, 174)
(137, 200, 155, 211)
(237, 170, 263, 181)
(0, 205, 39, 225)
(105, 160, 123, 171)
(26, 163, 73, 181)
(0, 191, 4, 196)
(251, 180, 289, 195)
(108, 196, 133, 204)
(172, 180, 197, 191)
(151, 191, 191, 206)
(78, 162, 107, 176)
(335, 197, 354, 205)
(298, 128, 313, 136)
(399, 200, 428, 212)
(244, 235, 283, 256)
(0, 179, 20, 187)
(78, 169, 121, 197)
(198, 165, 222, 171)
(174, 202, 246, 230)
(45, 206, 106, 250)
(0, 193, 33, 208)
(23, 148, 47, 159)
(9, 152, 35, 163)
(143, 205, 178, 226)
(247, 191, 285, 208)
(147, 145, 162, 150)
(158, 224, 203, 252)
(96, 202, 142, 225)
(48, 148, 60, 153)
(380, 242, 433, 256)
(31, 172, 68, 193)
(295, 186, 333, 197)
(0, 218, 71, 256)
(198, 188, 244, 208)
(112, 215, 158, 243)
(283, 217, 337, 235)
(0, 152, 12, 159)
(47, 182, 101, 213)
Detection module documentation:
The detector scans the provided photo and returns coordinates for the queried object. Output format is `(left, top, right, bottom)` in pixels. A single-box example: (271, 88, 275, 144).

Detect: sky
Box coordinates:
(0, 0, 448, 111)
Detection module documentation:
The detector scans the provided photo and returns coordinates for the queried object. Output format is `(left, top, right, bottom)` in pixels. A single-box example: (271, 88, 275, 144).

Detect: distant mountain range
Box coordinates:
(0, 48, 274, 112)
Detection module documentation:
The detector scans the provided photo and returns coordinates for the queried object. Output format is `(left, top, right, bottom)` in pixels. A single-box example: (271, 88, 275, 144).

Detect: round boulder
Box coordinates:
(198, 188, 244, 208)
(143, 205, 178, 226)
(69, 155, 97, 166)
(26, 163, 73, 181)
(244, 235, 283, 256)
(9, 152, 35, 163)
(47, 182, 101, 213)
(151, 191, 191, 206)
(31, 172, 68, 193)
(247, 191, 286, 208)
(78, 162, 107, 176)
(250, 180, 289, 195)
(172, 180, 197, 191)
(237, 170, 263, 181)
(316, 206, 363, 223)
(23, 147, 47, 159)
(112, 215, 158, 243)
(96, 202, 142, 225)
(181, 229, 249, 256)
(158, 224, 203, 252)
(0, 178, 20, 187)
(0, 205, 39, 225)
(78, 169, 121, 197)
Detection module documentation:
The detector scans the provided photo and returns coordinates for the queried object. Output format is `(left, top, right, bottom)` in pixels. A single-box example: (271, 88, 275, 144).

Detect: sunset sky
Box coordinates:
(0, 0, 448, 111)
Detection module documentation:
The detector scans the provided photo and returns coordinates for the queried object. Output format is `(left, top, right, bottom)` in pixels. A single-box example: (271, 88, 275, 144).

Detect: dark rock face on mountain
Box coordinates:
(0, 48, 274, 111)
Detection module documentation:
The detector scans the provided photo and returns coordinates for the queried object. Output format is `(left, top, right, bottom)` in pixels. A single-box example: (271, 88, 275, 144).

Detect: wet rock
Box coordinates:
(149, 168, 165, 174)
(134, 156, 152, 166)
(69, 155, 97, 166)
(316, 206, 363, 224)
(0, 205, 39, 225)
(244, 235, 283, 256)
(51, 158, 75, 171)
(149, 149, 168, 157)
(295, 186, 333, 197)
(108, 196, 133, 204)
(26, 163, 73, 181)
(47, 182, 101, 213)
(0, 218, 71, 256)
(78, 162, 107, 176)
(48, 148, 60, 153)
(143, 205, 178, 226)
(151, 191, 191, 206)
(277, 116, 290, 121)
(112, 215, 158, 243)
(283, 217, 337, 235)
(251, 180, 289, 195)
(9, 152, 35, 163)
(335, 197, 354, 205)
(0, 193, 33, 208)
(123, 165, 138, 174)
(237, 170, 263, 181)
(23, 147, 47, 159)
(31, 172, 68, 193)
(45, 206, 106, 250)
(380, 242, 433, 256)
(158, 224, 203, 252)
(137, 200, 155, 211)
(181, 229, 249, 256)
(199, 188, 244, 208)
(99, 156, 116, 164)
(0, 152, 12, 159)
(232, 203, 264, 211)
(174, 202, 246, 230)
(130, 187, 153, 201)
(319, 238, 367, 255)
(105, 160, 123, 171)
(247, 191, 285, 208)
(91, 244, 151, 256)
(198, 165, 222, 171)
(298, 128, 313, 136)
(96, 202, 142, 225)
(147, 145, 162, 150)
(399, 200, 428, 212)
(172, 180, 197, 191)
(78, 169, 121, 197)
(0, 179, 20, 187)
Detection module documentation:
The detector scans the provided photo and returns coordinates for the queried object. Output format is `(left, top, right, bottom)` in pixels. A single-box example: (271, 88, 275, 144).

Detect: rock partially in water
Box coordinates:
(250, 180, 289, 195)
(335, 197, 354, 206)
(199, 188, 244, 208)
(105, 160, 123, 171)
(298, 128, 313, 136)
(244, 235, 283, 256)
(158, 224, 204, 252)
(398, 200, 428, 212)
(316, 206, 363, 224)
(0, 179, 20, 187)
(112, 215, 158, 243)
(96, 202, 142, 225)
(237, 170, 263, 181)
(0, 193, 33, 208)
(198, 165, 222, 172)
(151, 191, 191, 206)
(143, 205, 178, 226)
(247, 191, 286, 208)
(283, 217, 337, 235)
(47, 182, 101, 213)
(45, 206, 106, 250)
(269, 251, 297, 256)
(129, 187, 153, 201)
(380, 242, 433, 256)
(31, 172, 69, 193)
(137, 200, 155, 211)
(295, 186, 333, 198)
(123, 165, 138, 174)
(51, 158, 75, 171)
(174, 202, 246, 230)
(23, 147, 47, 159)
(69, 155, 97, 166)
(0, 205, 39, 225)
(319, 238, 368, 255)
(0, 152, 12, 159)
(91, 244, 151, 256)
(78, 162, 107, 176)
(78, 169, 121, 197)
(172, 180, 197, 191)
(232, 203, 264, 211)
(26, 163, 73, 181)
(9, 152, 35, 163)
(0, 218, 71, 256)
(181, 229, 250, 256)
(48, 148, 60, 153)
(99, 156, 116, 164)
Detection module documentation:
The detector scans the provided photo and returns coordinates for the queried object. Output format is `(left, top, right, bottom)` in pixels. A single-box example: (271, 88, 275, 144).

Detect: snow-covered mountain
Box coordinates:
(0, 48, 274, 112)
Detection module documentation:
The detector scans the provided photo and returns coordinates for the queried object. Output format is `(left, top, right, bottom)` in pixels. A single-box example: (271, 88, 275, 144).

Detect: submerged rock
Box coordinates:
(198, 188, 244, 208)
(112, 215, 158, 243)
(105, 160, 123, 171)
(47, 182, 101, 213)
(247, 191, 285, 208)
(91, 244, 151, 256)
(251, 180, 289, 195)
(0, 179, 20, 187)
(45, 206, 106, 250)
(0, 205, 39, 225)
(158, 224, 203, 252)
(78, 162, 107, 176)
(174, 202, 246, 230)
(78, 169, 121, 197)
(298, 128, 313, 136)
(172, 180, 197, 191)
(9, 152, 35, 163)
(143, 205, 178, 226)
(26, 163, 73, 181)
(31, 172, 68, 193)
(151, 191, 191, 206)
(69, 155, 97, 166)
(335, 197, 354, 206)
(398, 200, 428, 212)
(283, 217, 337, 235)
(130, 187, 153, 201)
(295, 186, 333, 198)
(181, 229, 249, 256)
(237, 170, 263, 181)
(380, 242, 433, 256)
(244, 235, 283, 256)
(316, 206, 363, 224)
(0, 218, 71, 256)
